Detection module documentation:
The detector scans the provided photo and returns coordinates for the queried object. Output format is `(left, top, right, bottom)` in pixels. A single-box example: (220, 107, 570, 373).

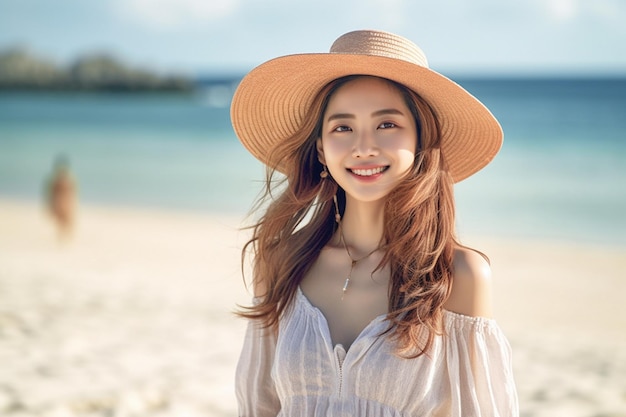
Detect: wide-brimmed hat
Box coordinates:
(230, 30, 502, 182)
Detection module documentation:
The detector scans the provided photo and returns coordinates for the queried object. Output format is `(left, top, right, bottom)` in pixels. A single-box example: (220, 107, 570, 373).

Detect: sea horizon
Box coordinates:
(1, 76, 625, 247)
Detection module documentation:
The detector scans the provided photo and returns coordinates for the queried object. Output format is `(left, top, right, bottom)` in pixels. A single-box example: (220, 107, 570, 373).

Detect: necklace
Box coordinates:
(338, 223, 383, 300)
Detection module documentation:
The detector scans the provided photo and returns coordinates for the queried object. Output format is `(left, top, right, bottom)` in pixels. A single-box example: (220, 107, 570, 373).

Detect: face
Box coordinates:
(317, 76, 418, 205)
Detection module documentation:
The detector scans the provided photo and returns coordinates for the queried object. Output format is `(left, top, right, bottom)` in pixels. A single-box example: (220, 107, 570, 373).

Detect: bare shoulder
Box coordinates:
(443, 246, 494, 318)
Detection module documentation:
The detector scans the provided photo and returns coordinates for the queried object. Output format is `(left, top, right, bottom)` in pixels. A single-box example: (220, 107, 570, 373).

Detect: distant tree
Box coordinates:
(0, 47, 193, 92)
(0, 47, 66, 88)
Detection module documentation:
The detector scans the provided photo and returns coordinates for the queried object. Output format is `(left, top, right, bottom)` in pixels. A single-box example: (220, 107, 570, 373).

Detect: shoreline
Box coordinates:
(1, 197, 625, 416)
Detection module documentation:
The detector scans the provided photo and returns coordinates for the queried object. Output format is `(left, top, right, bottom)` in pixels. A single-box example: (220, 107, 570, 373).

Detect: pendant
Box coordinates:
(341, 260, 356, 301)
(341, 277, 350, 300)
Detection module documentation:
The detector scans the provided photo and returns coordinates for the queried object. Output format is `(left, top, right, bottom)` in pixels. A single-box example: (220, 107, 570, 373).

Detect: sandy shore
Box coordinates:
(1, 198, 624, 416)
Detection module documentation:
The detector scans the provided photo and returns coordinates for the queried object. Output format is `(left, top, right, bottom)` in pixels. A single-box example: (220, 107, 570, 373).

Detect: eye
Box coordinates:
(333, 125, 352, 132)
(378, 122, 397, 129)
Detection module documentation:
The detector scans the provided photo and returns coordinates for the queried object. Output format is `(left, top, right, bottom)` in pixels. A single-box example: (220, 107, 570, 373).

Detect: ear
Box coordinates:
(316, 138, 326, 164)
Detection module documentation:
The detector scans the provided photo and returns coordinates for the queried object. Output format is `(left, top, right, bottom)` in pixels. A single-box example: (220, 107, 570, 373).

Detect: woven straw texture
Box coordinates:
(230, 30, 502, 182)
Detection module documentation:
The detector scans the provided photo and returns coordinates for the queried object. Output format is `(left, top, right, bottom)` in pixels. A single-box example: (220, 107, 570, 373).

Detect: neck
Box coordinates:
(337, 198, 385, 256)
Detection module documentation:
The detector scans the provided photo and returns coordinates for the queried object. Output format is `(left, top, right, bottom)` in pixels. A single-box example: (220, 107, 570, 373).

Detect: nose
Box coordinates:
(352, 130, 379, 158)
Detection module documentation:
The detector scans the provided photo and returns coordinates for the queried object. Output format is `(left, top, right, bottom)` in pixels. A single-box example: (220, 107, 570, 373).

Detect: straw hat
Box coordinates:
(230, 30, 502, 182)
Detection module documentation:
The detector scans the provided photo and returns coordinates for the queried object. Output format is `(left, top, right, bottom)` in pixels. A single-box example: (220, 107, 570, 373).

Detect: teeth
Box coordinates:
(351, 167, 385, 176)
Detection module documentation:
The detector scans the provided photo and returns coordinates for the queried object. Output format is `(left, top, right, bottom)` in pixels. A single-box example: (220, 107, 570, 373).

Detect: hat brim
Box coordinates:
(231, 53, 502, 182)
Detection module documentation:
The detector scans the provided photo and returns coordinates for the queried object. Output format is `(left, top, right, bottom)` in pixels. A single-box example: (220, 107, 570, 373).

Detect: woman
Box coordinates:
(231, 30, 518, 416)
(45, 155, 78, 241)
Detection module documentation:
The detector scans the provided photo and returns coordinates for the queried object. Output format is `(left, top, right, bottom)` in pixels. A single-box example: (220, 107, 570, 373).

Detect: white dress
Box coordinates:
(236, 287, 519, 416)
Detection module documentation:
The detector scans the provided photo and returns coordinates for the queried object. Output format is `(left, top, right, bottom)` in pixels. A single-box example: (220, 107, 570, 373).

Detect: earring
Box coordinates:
(333, 193, 341, 223)
(320, 165, 329, 179)
(320, 164, 340, 222)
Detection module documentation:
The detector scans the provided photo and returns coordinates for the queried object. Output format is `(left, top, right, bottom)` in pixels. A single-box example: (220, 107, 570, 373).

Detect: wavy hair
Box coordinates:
(238, 75, 457, 358)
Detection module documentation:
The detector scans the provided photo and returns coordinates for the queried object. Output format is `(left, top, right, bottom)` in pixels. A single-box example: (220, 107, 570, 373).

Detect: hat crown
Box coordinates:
(329, 30, 429, 68)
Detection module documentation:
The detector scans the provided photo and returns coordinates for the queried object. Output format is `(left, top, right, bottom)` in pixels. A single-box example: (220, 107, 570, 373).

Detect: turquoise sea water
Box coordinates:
(1, 78, 625, 246)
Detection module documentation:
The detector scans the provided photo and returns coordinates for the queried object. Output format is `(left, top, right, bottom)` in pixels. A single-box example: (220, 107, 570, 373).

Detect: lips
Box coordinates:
(349, 166, 389, 177)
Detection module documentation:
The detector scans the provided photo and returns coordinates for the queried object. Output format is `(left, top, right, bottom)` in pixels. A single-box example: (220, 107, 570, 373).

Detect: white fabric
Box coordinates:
(236, 287, 519, 416)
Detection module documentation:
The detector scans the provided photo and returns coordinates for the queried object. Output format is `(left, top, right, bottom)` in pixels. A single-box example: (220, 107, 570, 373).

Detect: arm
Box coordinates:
(444, 247, 519, 416)
(236, 315, 281, 417)
(444, 246, 494, 318)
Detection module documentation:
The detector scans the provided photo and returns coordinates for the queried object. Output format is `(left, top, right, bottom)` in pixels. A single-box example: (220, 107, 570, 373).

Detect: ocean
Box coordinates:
(1, 77, 625, 246)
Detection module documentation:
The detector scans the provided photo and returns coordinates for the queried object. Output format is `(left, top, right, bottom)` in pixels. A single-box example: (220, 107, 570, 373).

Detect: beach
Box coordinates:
(1, 197, 624, 416)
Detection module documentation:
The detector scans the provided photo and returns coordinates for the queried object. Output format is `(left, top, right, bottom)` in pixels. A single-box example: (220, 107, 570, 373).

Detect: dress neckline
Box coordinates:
(294, 286, 497, 342)
(296, 286, 388, 353)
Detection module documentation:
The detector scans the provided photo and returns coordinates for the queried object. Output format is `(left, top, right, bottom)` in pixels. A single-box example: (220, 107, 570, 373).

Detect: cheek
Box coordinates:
(398, 149, 417, 166)
(397, 135, 418, 160)
(390, 136, 418, 169)
(399, 131, 418, 153)
(321, 137, 351, 161)
(379, 133, 417, 155)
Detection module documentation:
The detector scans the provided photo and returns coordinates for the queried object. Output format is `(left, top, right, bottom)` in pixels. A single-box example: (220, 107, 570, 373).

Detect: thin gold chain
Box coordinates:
(338, 223, 383, 300)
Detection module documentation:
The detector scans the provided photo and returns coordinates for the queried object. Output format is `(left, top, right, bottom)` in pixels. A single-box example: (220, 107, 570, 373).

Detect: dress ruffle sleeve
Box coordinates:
(444, 311, 519, 417)
(235, 301, 281, 417)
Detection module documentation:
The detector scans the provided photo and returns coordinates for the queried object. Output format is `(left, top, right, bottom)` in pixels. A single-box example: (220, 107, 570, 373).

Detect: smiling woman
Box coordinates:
(318, 76, 418, 205)
(230, 30, 518, 416)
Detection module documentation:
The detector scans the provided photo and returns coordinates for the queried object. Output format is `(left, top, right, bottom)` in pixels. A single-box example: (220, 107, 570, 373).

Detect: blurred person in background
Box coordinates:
(44, 154, 77, 241)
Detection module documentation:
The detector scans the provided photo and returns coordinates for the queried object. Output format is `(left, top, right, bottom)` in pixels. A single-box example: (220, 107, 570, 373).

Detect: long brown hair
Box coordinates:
(238, 75, 457, 357)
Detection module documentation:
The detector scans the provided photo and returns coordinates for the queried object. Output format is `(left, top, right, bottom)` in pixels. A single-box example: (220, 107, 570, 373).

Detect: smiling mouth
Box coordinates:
(349, 166, 389, 177)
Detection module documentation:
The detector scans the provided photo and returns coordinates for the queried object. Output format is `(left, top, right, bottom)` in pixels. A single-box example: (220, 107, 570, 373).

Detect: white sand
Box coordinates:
(470, 236, 626, 416)
(1, 198, 625, 416)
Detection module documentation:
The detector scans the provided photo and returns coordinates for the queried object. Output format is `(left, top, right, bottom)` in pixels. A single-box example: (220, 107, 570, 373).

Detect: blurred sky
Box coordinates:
(1, 0, 626, 76)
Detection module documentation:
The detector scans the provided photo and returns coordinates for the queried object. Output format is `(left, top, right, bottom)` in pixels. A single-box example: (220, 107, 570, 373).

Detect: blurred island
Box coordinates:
(0, 47, 194, 92)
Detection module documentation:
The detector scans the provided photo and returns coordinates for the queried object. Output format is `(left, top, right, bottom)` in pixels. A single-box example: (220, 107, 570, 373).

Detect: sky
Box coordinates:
(1, 0, 626, 77)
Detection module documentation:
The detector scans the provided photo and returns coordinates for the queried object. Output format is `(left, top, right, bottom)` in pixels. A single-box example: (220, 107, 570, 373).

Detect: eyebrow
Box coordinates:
(326, 108, 406, 122)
